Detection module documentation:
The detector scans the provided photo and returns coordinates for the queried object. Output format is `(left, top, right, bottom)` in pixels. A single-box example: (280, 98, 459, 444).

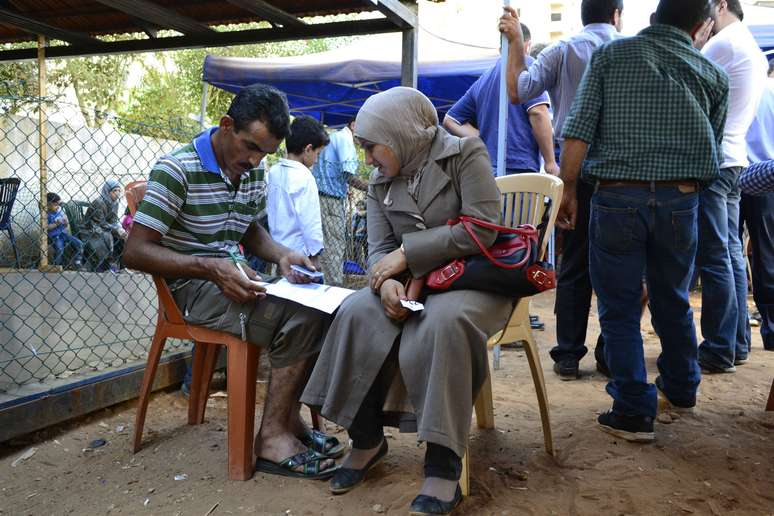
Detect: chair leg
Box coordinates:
(227, 341, 259, 481)
(7, 227, 19, 268)
(460, 450, 470, 497)
(132, 329, 167, 453)
(188, 342, 218, 425)
(522, 331, 554, 456)
(310, 407, 326, 432)
(474, 374, 495, 429)
(766, 378, 774, 412)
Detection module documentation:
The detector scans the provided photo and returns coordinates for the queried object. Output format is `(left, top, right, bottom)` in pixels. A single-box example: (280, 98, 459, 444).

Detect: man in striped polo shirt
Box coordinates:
(124, 85, 337, 479)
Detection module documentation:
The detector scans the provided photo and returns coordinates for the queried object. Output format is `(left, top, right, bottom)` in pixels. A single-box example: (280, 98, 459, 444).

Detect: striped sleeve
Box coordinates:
(135, 155, 188, 236)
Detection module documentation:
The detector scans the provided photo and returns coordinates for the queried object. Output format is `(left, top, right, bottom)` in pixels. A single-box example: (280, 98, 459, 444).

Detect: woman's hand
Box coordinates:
(379, 279, 409, 322)
(370, 247, 408, 292)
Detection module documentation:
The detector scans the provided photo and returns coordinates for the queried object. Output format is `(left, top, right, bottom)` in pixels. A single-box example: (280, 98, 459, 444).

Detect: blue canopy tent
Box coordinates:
(751, 24, 774, 54)
(202, 33, 498, 127)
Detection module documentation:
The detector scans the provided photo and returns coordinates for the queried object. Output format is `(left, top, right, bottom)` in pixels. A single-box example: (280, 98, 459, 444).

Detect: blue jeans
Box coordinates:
(697, 167, 751, 368)
(51, 232, 84, 267)
(589, 184, 700, 417)
(741, 192, 774, 350)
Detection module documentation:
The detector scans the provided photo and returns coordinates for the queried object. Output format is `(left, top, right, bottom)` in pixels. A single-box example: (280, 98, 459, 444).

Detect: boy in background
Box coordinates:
(46, 192, 84, 269)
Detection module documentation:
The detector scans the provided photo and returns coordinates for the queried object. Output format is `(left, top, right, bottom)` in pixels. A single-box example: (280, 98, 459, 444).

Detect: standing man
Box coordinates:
(443, 23, 559, 177)
(740, 73, 774, 352)
(694, 0, 769, 373)
(556, 0, 728, 441)
(500, 0, 623, 380)
(313, 119, 367, 286)
(124, 84, 338, 478)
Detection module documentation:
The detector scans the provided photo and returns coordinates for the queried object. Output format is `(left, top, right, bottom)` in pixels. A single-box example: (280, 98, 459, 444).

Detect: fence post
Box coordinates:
(37, 35, 49, 269)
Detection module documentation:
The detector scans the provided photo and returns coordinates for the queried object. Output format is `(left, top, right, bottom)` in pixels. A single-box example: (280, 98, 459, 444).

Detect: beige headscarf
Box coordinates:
(354, 87, 439, 180)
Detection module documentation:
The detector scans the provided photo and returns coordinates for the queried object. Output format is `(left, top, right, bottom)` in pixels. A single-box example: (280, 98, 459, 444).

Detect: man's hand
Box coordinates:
(279, 251, 317, 284)
(693, 18, 714, 50)
(210, 258, 267, 303)
(379, 279, 409, 322)
(370, 248, 408, 292)
(556, 182, 578, 231)
(498, 6, 522, 44)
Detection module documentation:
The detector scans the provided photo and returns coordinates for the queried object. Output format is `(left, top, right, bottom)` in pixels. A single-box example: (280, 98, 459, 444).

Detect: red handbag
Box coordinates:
(410, 210, 556, 299)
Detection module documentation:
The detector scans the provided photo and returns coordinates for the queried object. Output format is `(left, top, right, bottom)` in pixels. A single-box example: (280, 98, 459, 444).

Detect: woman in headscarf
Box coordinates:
(301, 87, 512, 515)
(82, 179, 127, 271)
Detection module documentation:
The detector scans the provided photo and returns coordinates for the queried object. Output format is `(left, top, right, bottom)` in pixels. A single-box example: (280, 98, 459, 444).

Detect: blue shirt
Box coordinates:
(47, 209, 66, 238)
(446, 57, 549, 173)
(518, 23, 622, 141)
(312, 126, 359, 198)
(746, 79, 774, 163)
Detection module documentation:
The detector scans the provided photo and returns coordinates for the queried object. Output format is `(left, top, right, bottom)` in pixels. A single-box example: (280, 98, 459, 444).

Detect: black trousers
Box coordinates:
(551, 179, 603, 363)
(740, 192, 774, 350)
(348, 375, 462, 481)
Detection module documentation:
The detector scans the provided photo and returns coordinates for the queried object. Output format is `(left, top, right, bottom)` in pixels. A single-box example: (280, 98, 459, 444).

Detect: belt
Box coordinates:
(597, 180, 699, 192)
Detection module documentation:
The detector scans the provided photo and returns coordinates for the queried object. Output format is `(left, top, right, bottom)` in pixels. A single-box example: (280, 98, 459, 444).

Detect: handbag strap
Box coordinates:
(458, 215, 535, 270)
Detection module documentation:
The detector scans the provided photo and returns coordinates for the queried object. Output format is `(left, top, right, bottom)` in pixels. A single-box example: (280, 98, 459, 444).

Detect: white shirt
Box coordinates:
(703, 21, 769, 168)
(267, 158, 324, 257)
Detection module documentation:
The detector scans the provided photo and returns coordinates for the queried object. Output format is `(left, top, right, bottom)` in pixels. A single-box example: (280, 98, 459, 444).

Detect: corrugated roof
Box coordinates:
(0, 1, 377, 44)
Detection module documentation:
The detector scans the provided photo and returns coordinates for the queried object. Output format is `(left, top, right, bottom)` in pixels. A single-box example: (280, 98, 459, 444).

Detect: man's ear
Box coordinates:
(304, 143, 314, 154)
(219, 115, 235, 133)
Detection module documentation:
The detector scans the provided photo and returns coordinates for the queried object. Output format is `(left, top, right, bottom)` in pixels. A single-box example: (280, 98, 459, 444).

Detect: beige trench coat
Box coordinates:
(301, 130, 512, 457)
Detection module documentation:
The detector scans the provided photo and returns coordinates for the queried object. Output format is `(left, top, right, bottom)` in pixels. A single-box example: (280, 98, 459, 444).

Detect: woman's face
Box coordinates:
(359, 139, 400, 178)
(109, 187, 121, 202)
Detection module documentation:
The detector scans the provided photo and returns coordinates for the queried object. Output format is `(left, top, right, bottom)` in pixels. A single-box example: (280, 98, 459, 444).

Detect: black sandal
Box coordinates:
(301, 429, 347, 459)
(255, 449, 338, 480)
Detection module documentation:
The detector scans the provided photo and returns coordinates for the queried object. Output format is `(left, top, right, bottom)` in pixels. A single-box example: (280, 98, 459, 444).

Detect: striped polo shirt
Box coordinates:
(135, 127, 266, 259)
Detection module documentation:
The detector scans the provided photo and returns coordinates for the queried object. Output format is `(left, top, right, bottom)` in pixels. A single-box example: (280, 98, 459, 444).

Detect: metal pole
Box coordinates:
(38, 35, 48, 269)
(401, 27, 418, 88)
(199, 81, 209, 130)
(493, 0, 511, 371)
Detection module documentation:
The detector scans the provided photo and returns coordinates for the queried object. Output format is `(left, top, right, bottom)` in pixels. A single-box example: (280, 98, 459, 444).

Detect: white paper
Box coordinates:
(254, 279, 355, 314)
(400, 300, 424, 312)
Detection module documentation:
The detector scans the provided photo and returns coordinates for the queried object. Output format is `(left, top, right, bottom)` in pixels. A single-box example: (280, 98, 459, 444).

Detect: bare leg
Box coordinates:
(254, 357, 334, 471)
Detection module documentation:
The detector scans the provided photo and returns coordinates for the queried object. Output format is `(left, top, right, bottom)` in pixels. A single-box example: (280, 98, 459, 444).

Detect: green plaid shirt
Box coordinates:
(562, 24, 729, 182)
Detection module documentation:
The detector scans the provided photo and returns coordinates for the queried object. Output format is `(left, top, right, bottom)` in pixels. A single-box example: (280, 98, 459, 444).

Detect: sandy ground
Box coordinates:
(2, 290, 773, 516)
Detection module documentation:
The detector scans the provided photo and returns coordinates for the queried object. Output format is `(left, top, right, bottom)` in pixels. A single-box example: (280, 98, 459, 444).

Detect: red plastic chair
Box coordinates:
(128, 181, 324, 480)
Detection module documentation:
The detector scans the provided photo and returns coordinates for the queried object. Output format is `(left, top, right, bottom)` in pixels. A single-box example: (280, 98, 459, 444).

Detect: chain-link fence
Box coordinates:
(0, 96, 197, 393)
(0, 96, 370, 395)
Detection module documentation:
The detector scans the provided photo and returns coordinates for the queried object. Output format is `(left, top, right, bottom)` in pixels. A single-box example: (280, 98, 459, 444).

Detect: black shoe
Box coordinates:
(734, 355, 748, 366)
(597, 410, 654, 443)
(553, 360, 580, 380)
(699, 360, 736, 374)
(329, 439, 388, 495)
(409, 484, 462, 516)
(655, 376, 695, 414)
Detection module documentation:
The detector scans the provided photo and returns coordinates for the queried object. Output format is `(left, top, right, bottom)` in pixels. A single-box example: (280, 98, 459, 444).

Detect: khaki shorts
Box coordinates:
(172, 279, 329, 368)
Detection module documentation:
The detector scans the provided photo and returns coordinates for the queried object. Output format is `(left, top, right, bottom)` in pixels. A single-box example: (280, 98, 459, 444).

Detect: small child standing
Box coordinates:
(267, 116, 329, 275)
(47, 192, 84, 269)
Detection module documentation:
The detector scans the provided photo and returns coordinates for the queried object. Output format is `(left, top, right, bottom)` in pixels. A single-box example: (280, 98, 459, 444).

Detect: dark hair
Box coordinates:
(769, 58, 774, 76)
(520, 23, 531, 42)
(581, 0, 623, 25)
(46, 192, 61, 204)
(286, 116, 329, 155)
(655, 0, 712, 33)
(227, 84, 290, 139)
(530, 42, 549, 59)
(715, 0, 744, 21)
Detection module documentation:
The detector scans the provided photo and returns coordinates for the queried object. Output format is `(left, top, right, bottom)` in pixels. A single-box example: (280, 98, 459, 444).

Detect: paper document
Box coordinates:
(400, 300, 424, 312)
(254, 279, 355, 314)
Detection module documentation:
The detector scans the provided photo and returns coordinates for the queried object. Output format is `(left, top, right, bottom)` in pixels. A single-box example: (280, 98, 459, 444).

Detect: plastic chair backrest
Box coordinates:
(495, 173, 564, 258)
(152, 275, 186, 326)
(62, 200, 91, 237)
(125, 180, 147, 216)
(0, 178, 20, 229)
